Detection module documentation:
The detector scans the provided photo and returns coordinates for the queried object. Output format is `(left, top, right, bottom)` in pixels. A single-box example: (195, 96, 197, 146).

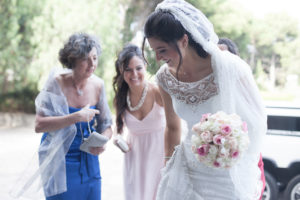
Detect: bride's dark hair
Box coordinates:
(142, 10, 208, 77)
(113, 44, 145, 134)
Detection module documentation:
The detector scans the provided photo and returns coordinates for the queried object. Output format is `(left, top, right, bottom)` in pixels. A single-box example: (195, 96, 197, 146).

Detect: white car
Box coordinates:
(262, 106, 300, 200)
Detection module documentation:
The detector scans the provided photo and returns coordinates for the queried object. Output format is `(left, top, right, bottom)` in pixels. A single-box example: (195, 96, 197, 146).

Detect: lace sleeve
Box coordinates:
(95, 79, 113, 133)
(155, 64, 170, 93)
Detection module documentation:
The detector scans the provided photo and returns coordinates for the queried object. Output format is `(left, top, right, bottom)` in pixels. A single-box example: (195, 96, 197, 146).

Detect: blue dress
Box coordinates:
(41, 106, 102, 200)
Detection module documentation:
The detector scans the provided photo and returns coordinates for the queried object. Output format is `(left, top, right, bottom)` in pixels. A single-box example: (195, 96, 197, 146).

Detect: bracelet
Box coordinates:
(164, 156, 172, 159)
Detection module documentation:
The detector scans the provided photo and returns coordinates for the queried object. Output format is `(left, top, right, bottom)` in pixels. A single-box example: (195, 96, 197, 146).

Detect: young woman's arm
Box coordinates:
(158, 85, 181, 161)
(101, 127, 113, 139)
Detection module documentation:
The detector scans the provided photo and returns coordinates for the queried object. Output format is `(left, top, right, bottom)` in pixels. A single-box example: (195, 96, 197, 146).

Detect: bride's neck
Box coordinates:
(182, 52, 212, 75)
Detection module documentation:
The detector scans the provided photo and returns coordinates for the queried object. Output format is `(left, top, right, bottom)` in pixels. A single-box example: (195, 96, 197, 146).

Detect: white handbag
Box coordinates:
(79, 119, 109, 154)
(115, 134, 129, 152)
(79, 131, 109, 154)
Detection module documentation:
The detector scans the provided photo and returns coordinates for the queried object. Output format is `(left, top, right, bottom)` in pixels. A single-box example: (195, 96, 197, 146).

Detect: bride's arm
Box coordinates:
(158, 85, 181, 163)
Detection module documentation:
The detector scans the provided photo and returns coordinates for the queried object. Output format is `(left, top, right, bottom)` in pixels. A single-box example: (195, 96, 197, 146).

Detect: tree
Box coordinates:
(1, 0, 299, 112)
(0, 0, 44, 112)
(248, 13, 298, 89)
(120, 0, 162, 44)
(27, 0, 124, 107)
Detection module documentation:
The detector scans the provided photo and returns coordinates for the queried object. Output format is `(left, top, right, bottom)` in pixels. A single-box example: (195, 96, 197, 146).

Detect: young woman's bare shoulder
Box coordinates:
(149, 82, 163, 107)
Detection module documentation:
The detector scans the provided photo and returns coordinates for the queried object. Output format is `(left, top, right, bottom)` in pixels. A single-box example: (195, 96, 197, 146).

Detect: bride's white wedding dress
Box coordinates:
(151, 1, 267, 199)
(155, 64, 263, 200)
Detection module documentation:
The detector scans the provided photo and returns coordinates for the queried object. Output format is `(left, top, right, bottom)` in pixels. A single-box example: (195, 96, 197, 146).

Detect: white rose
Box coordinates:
(211, 122, 221, 132)
(192, 124, 202, 133)
(191, 135, 201, 145)
(200, 131, 213, 143)
(219, 147, 229, 158)
(209, 145, 218, 155)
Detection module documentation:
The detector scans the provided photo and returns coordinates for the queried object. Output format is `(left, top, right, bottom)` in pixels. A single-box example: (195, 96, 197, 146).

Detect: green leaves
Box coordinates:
(1, 0, 300, 112)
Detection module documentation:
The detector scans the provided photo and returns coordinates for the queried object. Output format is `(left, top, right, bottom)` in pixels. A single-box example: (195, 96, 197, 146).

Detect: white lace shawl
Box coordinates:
(156, 0, 267, 199)
(11, 68, 112, 198)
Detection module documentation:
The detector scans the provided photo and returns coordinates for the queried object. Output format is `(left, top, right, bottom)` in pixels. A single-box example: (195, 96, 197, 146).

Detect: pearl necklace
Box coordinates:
(127, 83, 148, 111)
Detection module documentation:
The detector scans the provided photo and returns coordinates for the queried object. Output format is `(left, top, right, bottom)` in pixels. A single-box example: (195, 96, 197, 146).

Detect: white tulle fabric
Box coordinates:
(154, 0, 267, 200)
(11, 68, 112, 199)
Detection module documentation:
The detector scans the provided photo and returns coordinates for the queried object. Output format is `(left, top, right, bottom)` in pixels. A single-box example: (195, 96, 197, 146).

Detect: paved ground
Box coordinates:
(1, 115, 291, 200)
(0, 122, 125, 200)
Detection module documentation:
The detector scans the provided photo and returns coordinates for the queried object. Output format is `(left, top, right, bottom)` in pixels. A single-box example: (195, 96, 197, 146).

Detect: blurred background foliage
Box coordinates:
(0, 0, 299, 113)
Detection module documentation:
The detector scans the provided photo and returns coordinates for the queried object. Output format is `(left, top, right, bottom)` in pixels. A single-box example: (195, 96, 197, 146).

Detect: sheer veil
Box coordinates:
(156, 0, 267, 199)
(10, 68, 77, 199)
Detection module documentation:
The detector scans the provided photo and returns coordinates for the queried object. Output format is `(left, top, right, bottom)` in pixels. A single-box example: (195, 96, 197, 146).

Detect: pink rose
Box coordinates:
(213, 135, 224, 145)
(242, 121, 248, 132)
(221, 124, 231, 136)
(213, 161, 220, 167)
(231, 150, 239, 158)
(200, 131, 213, 143)
(200, 113, 211, 122)
(197, 144, 210, 156)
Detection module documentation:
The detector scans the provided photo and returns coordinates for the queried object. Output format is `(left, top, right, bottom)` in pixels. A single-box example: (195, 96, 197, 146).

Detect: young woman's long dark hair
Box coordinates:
(142, 10, 208, 78)
(113, 44, 146, 134)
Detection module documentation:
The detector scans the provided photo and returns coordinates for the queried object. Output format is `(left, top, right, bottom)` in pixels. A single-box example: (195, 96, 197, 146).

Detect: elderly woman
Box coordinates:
(24, 33, 112, 200)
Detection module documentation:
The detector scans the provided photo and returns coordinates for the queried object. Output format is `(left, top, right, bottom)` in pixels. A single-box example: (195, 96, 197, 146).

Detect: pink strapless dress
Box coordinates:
(123, 102, 166, 200)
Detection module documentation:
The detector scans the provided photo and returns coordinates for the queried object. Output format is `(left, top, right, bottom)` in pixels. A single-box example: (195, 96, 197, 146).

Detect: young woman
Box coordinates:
(143, 0, 267, 200)
(113, 44, 165, 200)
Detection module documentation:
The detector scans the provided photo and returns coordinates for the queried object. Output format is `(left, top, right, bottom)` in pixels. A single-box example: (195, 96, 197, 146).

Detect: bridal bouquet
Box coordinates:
(191, 111, 249, 168)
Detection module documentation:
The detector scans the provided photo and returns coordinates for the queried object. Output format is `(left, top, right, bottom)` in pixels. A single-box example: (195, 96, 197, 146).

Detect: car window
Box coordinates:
(267, 107, 300, 136)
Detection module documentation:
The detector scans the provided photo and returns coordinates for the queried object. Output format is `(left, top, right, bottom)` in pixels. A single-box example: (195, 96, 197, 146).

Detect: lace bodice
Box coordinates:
(155, 65, 238, 200)
(156, 64, 218, 106)
(156, 65, 219, 136)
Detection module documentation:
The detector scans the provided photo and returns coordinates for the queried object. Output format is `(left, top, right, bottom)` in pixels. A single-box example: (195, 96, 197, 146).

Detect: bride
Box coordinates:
(142, 0, 267, 199)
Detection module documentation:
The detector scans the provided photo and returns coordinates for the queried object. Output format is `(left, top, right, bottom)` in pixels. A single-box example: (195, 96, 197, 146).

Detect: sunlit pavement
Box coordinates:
(1, 121, 288, 200)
